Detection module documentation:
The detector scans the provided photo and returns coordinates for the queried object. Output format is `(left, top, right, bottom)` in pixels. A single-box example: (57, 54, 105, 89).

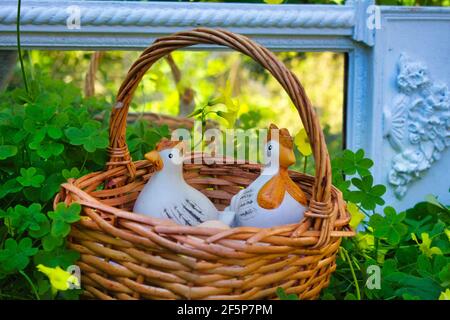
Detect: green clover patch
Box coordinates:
(370, 206, 408, 245)
(17, 167, 45, 188)
(0, 238, 38, 273)
(48, 203, 81, 238)
(65, 122, 108, 152)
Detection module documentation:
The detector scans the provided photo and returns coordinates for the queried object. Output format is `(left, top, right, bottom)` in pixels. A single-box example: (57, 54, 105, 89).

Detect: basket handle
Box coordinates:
(108, 28, 333, 242)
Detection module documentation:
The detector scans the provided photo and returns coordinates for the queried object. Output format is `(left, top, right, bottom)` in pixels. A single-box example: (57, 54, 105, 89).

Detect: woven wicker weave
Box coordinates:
(55, 28, 354, 300)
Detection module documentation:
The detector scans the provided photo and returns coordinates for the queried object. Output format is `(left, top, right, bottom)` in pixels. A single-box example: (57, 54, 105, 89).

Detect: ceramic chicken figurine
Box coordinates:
(133, 138, 235, 227)
(226, 124, 308, 228)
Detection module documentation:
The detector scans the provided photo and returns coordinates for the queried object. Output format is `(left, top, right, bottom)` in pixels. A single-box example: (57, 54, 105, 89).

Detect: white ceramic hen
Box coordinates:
(227, 124, 308, 228)
(133, 139, 235, 226)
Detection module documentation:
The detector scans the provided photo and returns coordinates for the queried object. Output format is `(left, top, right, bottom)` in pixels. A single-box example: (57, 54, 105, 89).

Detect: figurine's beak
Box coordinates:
(280, 147, 296, 168)
(145, 150, 163, 171)
(286, 149, 296, 165)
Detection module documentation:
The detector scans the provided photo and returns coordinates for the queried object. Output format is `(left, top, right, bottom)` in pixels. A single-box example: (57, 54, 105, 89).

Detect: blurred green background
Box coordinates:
(12, 50, 344, 169)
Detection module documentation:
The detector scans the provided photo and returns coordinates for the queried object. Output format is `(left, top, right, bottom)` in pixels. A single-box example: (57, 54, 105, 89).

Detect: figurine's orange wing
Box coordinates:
(257, 174, 286, 210)
(280, 170, 307, 205)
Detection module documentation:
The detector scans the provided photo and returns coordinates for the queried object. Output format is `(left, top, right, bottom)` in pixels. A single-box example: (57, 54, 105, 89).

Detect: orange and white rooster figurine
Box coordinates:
(133, 138, 235, 227)
(227, 124, 308, 228)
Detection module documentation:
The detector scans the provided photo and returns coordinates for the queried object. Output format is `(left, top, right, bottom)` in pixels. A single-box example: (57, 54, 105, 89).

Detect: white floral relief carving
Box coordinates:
(383, 54, 450, 199)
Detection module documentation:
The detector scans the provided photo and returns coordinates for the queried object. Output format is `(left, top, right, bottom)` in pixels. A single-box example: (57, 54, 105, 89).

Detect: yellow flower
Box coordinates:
(347, 202, 365, 229)
(294, 128, 312, 157)
(411, 233, 443, 258)
(355, 233, 374, 251)
(37, 264, 79, 295)
(216, 111, 236, 128)
(264, 0, 284, 4)
(439, 288, 450, 300)
(211, 80, 240, 128)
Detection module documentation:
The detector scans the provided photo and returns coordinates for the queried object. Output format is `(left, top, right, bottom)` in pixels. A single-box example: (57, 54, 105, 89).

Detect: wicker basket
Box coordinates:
(55, 28, 354, 300)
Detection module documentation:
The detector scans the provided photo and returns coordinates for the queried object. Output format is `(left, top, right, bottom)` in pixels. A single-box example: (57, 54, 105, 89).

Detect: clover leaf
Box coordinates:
(0, 179, 23, 200)
(332, 149, 373, 177)
(416, 254, 447, 282)
(17, 167, 45, 188)
(62, 167, 80, 180)
(48, 203, 81, 238)
(404, 212, 435, 237)
(344, 293, 357, 300)
(348, 175, 386, 210)
(25, 92, 59, 122)
(51, 220, 71, 238)
(33, 140, 64, 159)
(40, 173, 64, 202)
(46, 125, 63, 139)
(127, 121, 170, 159)
(28, 127, 46, 143)
(29, 216, 51, 239)
(369, 206, 408, 245)
(332, 172, 352, 196)
(0, 145, 18, 160)
(276, 287, 299, 300)
(6, 204, 49, 236)
(65, 122, 108, 152)
(25, 111, 65, 159)
(42, 234, 64, 252)
(0, 238, 38, 273)
(34, 247, 80, 269)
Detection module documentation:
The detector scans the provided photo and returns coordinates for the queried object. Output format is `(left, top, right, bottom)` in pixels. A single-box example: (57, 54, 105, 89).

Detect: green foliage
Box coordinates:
(0, 71, 169, 300)
(127, 119, 171, 160)
(320, 150, 450, 300)
(334, 149, 373, 177)
(48, 203, 81, 238)
(348, 176, 386, 210)
(323, 198, 450, 300)
(0, 145, 18, 160)
(237, 110, 264, 130)
(0, 74, 106, 207)
(276, 287, 299, 300)
(65, 122, 109, 153)
(17, 168, 45, 188)
(278, 148, 450, 300)
(332, 149, 386, 211)
(370, 207, 408, 245)
(0, 238, 38, 274)
(0, 203, 46, 236)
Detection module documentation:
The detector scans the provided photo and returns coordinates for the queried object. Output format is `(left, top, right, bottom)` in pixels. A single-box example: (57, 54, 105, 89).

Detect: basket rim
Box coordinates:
(57, 157, 354, 250)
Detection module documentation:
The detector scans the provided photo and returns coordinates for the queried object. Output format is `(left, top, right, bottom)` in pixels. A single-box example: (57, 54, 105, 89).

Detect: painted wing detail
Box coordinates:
(162, 199, 207, 226)
(257, 174, 285, 209)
